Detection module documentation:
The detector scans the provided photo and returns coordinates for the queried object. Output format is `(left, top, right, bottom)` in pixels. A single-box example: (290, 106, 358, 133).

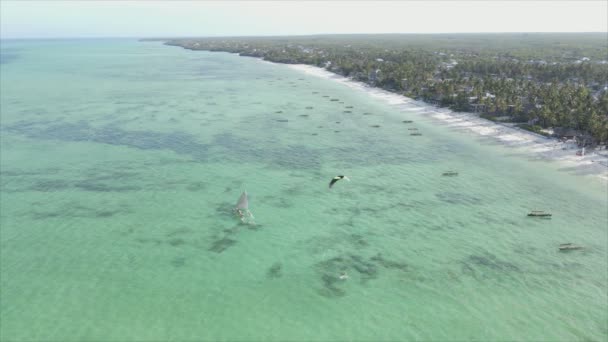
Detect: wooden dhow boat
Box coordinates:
(527, 210, 552, 217)
(558, 243, 583, 251)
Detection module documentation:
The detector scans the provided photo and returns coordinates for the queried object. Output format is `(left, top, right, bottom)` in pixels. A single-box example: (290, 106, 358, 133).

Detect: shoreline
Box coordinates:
(282, 63, 608, 183)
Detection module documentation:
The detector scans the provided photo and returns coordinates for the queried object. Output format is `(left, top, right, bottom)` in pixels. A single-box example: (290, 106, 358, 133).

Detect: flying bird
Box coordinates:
(329, 175, 350, 188)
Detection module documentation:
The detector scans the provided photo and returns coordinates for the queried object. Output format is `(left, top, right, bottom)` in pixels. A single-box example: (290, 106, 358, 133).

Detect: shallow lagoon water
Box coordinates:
(1, 39, 606, 341)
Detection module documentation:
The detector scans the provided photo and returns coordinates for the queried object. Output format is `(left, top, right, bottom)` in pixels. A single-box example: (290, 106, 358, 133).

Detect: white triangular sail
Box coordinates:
(236, 191, 249, 209)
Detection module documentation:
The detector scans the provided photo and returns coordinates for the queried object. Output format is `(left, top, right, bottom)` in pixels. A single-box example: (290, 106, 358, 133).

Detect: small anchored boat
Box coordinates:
(527, 210, 552, 217)
(402, 120, 413, 123)
(442, 171, 459, 176)
(410, 132, 422, 136)
(558, 243, 583, 251)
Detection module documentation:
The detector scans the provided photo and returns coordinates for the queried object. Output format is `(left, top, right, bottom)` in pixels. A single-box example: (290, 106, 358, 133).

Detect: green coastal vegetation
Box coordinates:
(162, 33, 608, 144)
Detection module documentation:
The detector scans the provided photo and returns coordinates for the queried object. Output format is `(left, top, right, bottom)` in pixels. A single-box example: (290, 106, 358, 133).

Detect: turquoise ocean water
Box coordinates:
(1, 39, 606, 341)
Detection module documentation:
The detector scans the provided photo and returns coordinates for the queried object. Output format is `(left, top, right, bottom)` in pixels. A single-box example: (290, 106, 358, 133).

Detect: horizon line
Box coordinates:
(2, 31, 607, 41)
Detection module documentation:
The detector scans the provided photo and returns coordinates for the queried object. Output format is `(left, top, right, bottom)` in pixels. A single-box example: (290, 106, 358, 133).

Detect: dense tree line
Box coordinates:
(162, 33, 608, 144)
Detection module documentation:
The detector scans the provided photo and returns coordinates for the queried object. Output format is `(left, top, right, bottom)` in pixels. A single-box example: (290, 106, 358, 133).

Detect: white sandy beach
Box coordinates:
(286, 63, 608, 183)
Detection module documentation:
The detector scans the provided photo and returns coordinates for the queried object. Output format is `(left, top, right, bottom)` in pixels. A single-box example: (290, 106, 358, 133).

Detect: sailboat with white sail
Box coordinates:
(234, 191, 255, 224)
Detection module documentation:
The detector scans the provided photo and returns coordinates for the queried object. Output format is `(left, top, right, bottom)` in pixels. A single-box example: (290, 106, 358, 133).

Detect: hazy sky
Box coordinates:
(1, 1, 606, 39)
